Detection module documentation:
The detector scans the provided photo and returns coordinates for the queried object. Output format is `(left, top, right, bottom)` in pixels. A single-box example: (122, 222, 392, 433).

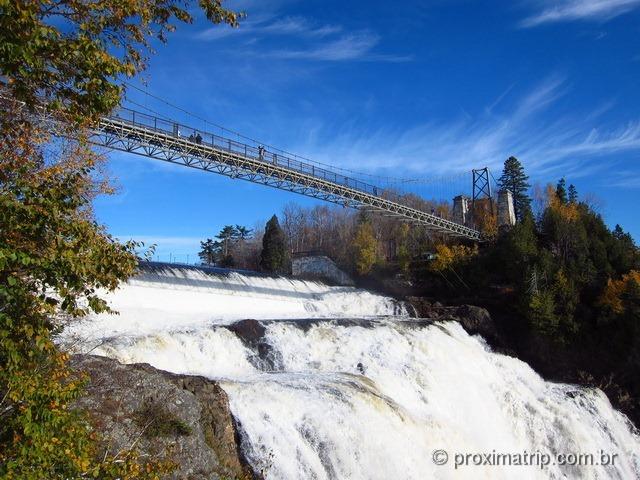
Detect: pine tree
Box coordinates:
(216, 225, 238, 256)
(556, 178, 567, 204)
(198, 238, 217, 265)
(568, 184, 578, 203)
(260, 215, 288, 274)
(498, 156, 531, 223)
(235, 225, 253, 240)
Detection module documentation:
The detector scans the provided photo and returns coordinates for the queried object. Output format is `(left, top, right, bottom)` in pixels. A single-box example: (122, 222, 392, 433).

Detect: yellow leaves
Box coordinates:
(429, 244, 478, 272)
(478, 211, 498, 239)
(600, 270, 640, 314)
(430, 244, 455, 272)
(546, 184, 579, 222)
(352, 222, 378, 275)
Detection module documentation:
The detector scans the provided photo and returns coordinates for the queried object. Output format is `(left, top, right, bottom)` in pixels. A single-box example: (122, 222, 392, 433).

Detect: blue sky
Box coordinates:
(95, 0, 640, 260)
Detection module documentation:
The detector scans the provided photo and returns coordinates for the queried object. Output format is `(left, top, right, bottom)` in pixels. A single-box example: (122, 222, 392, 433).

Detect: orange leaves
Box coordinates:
(546, 184, 580, 222)
(600, 270, 640, 314)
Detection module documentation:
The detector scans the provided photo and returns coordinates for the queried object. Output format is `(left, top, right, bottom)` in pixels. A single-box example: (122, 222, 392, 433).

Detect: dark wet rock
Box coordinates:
(226, 320, 284, 372)
(454, 304, 500, 344)
(407, 298, 502, 347)
(227, 319, 266, 348)
(70, 355, 253, 480)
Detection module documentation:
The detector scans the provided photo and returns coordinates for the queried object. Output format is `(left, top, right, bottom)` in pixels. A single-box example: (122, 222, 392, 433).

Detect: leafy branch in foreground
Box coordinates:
(1, 0, 242, 123)
(0, 0, 240, 477)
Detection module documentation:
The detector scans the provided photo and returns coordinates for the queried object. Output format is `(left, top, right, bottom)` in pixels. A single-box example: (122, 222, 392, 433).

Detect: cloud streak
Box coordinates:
(521, 0, 640, 27)
(264, 32, 410, 62)
(291, 77, 640, 185)
(196, 15, 341, 41)
(196, 15, 408, 62)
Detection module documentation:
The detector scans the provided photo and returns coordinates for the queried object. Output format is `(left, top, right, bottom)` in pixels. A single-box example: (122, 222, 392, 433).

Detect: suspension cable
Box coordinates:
(121, 81, 472, 191)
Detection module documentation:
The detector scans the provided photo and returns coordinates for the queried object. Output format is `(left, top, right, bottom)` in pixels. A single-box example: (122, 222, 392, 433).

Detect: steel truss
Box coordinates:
(89, 109, 482, 240)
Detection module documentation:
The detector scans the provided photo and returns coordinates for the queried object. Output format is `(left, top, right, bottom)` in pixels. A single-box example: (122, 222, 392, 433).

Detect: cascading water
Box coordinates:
(62, 265, 640, 479)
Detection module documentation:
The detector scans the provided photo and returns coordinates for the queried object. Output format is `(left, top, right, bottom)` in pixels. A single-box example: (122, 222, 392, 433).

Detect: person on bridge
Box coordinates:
(195, 133, 202, 144)
(258, 145, 265, 160)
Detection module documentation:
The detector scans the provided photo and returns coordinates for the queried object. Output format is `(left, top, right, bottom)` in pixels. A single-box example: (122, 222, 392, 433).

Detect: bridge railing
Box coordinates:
(109, 107, 385, 198)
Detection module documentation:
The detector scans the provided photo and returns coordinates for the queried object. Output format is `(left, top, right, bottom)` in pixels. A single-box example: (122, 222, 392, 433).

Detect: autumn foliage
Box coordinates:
(1, 0, 239, 477)
(600, 270, 640, 314)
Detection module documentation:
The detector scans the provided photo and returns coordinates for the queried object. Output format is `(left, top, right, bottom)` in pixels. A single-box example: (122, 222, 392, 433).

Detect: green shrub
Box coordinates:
(133, 400, 192, 438)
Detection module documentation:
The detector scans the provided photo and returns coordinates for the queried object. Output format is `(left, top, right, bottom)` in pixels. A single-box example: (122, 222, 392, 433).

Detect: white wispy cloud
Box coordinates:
(521, 0, 640, 27)
(605, 171, 640, 188)
(264, 32, 410, 62)
(196, 15, 407, 62)
(260, 17, 342, 37)
(196, 15, 341, 41)
(290, 77, 640, 184)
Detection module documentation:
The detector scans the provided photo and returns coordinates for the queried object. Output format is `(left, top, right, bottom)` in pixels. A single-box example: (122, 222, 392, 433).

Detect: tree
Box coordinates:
(282, 203, 308, 253)
(1, 0, 240, 476)
(199, 225, 254, 268)
(568, 184, 578, 203)
(236, 225, 253, 240)
(1, 0, 240, 122)
(260, 215, 288, 274)
(216, 225, 238, 257)
(352, 221, 378, 275)
(199, 238, 217, 265)
(0, 114, 177, 478)
(429, 244, 477, 273)
(556, 178, 567, 204)
(498, 156, 531, 223)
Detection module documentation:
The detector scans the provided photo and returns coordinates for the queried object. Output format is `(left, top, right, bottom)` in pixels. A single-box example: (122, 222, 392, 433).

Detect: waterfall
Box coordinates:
(62, 265, 640, 479)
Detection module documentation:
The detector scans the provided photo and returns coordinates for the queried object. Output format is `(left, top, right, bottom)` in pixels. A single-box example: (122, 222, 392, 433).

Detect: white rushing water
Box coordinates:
(63, 265, 640, 480)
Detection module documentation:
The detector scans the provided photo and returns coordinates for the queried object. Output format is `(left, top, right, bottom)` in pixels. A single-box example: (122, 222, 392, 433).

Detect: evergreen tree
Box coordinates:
(260, 215, 288, 274)
(218, 254, 236, 268)
(198, 238, 217, 265)
(568, 184, 578, 203)
(556, 178, 567, 204)
(236, 225, 253, 240)
(498, 156, 531, 223)
(216, 225, 238, 257)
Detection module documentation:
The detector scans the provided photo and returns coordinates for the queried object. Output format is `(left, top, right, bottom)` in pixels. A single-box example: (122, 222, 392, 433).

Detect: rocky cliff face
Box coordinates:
(70, 355, 253, 480)
(407, 298, 505, 349)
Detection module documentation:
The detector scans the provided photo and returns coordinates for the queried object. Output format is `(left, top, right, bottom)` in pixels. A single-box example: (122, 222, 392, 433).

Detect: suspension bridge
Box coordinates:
(90, 107, 483, 240)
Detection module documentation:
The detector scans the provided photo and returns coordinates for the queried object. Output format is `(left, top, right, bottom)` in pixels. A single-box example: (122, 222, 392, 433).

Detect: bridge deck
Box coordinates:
(90, 107, 481, 240)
